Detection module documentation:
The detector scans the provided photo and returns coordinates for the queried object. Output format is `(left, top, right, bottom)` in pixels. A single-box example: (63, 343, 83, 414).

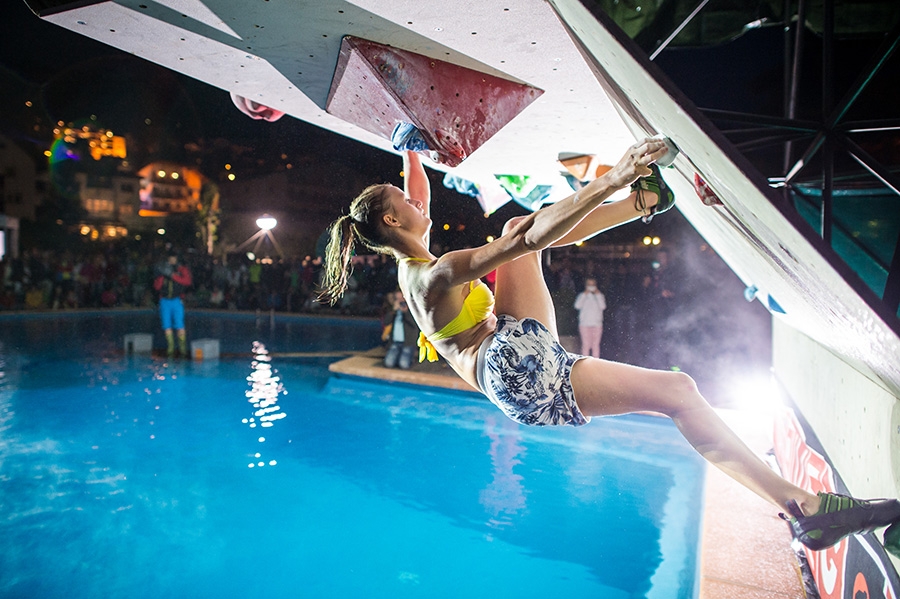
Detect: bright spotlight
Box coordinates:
(256, 215, 277, 231)
(731, 373, 780, 412)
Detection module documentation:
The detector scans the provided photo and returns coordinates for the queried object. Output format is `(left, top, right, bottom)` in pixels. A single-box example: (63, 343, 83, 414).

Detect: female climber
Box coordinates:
(319, 137, 900, 554)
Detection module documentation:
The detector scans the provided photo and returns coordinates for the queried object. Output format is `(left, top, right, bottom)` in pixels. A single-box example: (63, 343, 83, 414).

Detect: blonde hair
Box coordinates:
(318, 184, 395, 305)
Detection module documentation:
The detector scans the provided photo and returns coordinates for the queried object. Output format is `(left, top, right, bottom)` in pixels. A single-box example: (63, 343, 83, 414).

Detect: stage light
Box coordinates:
(236, 216, 284, 259)
(256, 215, 277, 231)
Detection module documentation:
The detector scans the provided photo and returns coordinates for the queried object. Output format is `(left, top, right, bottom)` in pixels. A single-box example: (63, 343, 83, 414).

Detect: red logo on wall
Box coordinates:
(774, 406, 899, 599)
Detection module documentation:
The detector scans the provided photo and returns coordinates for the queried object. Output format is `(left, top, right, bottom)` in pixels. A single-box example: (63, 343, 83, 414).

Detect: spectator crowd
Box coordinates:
(0, 246, 406, 316)
(0, 243, 682, 372)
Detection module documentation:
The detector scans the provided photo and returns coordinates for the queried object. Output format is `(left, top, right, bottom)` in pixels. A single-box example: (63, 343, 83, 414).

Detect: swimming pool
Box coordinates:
(0, 311, 705, 598)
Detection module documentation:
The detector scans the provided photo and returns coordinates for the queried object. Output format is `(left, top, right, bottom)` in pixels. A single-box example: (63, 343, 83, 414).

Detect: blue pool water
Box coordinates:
(0, 311, 705, 598)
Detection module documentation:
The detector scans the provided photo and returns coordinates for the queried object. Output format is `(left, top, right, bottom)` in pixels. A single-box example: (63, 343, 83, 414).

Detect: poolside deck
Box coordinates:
(329, 346, 480, 393)
(329, 349, 806, 598)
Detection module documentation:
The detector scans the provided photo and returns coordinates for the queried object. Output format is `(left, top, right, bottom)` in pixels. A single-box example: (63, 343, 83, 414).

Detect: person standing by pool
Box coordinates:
(574, 277, 606, 358)
(382, 289, 420, 370)
(318, 138, 900, 554)
(154, 252, 192, 358)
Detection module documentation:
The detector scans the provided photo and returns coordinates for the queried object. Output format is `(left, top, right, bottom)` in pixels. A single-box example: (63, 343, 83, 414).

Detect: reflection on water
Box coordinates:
(242, 341, 287, 469)
(480, 414, 527, 528)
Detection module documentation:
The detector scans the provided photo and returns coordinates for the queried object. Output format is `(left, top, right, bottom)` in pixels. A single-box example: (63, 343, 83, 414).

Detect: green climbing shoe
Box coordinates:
(780, 492, 900, 551)
(631, 163, 675, 224)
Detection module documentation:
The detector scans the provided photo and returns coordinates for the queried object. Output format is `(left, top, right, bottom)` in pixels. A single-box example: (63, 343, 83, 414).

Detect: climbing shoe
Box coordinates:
(780, 492, 900, 551)
(632, 163, 675, 223)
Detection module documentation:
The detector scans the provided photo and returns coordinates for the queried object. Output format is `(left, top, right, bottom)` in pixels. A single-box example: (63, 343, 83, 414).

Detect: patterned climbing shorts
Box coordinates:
(476, 315, 589, 427)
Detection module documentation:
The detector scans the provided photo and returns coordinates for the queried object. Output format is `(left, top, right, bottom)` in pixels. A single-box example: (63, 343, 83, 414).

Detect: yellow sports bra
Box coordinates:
(402, 258, 495, 362)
